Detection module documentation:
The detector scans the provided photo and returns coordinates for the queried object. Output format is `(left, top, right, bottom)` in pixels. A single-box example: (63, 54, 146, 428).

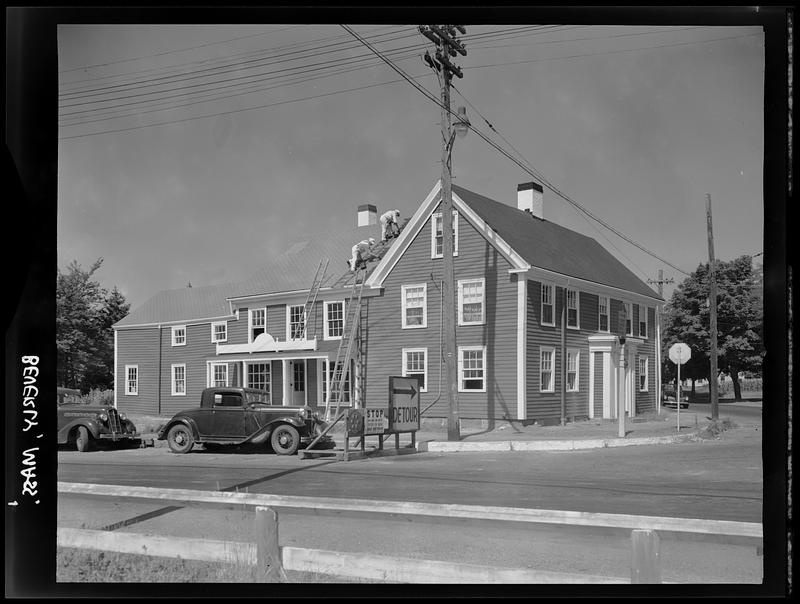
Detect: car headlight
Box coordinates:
(98, 412, 108, 422)
(119, 412, 127, 421)
(299, 408, 308, 420)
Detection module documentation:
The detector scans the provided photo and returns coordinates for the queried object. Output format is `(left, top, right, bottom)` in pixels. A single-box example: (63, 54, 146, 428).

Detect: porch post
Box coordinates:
(282, 359, 290, 406)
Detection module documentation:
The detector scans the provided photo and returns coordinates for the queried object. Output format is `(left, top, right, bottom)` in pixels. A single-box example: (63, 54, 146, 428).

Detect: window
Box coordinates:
(458, 278, 485, 325)
(431, 210, 459, 258)
(541, 283, 555, 326)
(211, 321, 227, 343)
(171, 325, 186, 346)
(638, 356, 649, 392)
(566, 288, 580, 329)
(540, 347, 555, 392)
(246, 363, 271, 400)
(323, 360, 351, 403)
(288, 305, 306, 340)
(638, 304, 648, 338)
(209, 363, 228, 387)
(171, 364, 186, 396)
(566, 349, 579, 392)
(401, 284, 427, 328)
(623, 302, 633, 336)
(598, 296, 609, 332)
(324, 301, 344, 340)
(458, 346, 486, 392)
(402, 348, 428, 392)
(125, 365, 138, 395)
(249, 308, 266, 342)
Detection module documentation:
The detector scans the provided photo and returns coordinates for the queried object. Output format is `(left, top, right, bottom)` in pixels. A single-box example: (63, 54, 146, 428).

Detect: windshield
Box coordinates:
(244, 390, 271, 405)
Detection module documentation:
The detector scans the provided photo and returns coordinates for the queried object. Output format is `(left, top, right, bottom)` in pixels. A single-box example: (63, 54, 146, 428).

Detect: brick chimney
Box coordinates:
(358, 204, 377, 227)
(517, 182, 544, 219)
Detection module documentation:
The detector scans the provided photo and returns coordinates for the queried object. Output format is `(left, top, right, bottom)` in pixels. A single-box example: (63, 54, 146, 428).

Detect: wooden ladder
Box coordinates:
(298, 259, 328, 340)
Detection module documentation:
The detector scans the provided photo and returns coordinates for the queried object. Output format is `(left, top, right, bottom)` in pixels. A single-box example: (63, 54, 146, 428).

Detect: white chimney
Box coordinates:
(517, 182, 544, 219)
(358, 203, 377, 227)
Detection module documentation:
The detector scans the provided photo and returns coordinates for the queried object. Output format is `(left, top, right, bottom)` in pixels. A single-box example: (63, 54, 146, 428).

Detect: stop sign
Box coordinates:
(669, 342, 691, 365)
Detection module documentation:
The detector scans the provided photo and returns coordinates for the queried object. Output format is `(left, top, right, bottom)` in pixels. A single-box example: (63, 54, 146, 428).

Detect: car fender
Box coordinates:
(58, 419, 103, 443)
(158, 417, 200, 441)
(245, 416, 306, 444)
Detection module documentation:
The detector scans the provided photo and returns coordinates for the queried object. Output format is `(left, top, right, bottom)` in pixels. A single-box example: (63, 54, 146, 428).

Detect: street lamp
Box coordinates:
(454, 106, 470, 140)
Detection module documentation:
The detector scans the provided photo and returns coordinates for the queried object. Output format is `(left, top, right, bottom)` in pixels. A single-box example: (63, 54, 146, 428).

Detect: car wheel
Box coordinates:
(167, 424, 195, 454)
(270, 425, 300, 455)
(75, 426, 91, 452)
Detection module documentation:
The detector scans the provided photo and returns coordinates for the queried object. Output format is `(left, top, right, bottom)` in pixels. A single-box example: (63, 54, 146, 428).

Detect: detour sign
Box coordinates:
(388, 376, 421, 433)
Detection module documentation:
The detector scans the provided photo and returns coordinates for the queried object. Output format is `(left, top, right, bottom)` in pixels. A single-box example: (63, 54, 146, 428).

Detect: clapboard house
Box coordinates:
(114, 181, 663, 423)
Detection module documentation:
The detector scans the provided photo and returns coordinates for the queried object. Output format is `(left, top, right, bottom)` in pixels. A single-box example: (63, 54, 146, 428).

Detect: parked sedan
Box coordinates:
(57, 388, 142, 451)
(156, 387, 330, 455)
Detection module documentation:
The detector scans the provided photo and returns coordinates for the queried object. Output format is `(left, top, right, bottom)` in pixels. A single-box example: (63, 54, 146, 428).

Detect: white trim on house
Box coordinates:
(430, 209, 460, 258)
(402, 347, 428, 393)
(457, 278, 485, 326)
(517, 275, 527, 421)
(124, 364, 138, 396)
(401, 283, 428, 329)
(211, 320, 228, 343)
(458, 345, 487, 393)
(114, 313, 236, 330)
(171, 325, 187, 347)
(323, 300, 345, 341)
(588, 334, 617, 419)
(171, 363, 186, 396)
(566, 287, 580, 330)
(113, 329, 118, 408)
(540, 346, 556, 393)
(540, 282, 556, 327)
(217, 333, 318, 355)
(566, 348, 580, 392)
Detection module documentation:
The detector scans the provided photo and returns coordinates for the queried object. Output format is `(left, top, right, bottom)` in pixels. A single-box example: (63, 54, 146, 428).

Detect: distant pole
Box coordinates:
(648, 269, 673, 413)
(706, 194, 719, 420)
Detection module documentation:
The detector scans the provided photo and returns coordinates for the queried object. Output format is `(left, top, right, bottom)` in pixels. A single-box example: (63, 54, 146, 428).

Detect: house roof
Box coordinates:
(451, 184, 661, 300)
(114, 283, 235, 327)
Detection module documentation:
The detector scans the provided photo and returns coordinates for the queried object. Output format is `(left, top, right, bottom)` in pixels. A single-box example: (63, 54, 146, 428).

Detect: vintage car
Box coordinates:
(156, 387, 330, 455)
(57, 388, 142, 451)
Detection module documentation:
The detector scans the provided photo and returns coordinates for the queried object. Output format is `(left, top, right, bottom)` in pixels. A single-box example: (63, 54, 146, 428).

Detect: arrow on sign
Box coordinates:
(394, 384, 418, 397)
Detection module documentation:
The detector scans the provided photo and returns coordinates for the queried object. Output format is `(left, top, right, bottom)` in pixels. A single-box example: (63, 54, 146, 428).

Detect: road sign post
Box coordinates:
(669, 343, 691, 430)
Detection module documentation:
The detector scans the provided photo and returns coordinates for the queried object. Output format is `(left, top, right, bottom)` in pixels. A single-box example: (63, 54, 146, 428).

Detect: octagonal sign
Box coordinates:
(669, 342, 691, 365)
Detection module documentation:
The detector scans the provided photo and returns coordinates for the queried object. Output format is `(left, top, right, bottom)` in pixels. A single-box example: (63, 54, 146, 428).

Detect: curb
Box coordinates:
(417, 434, 689, 453)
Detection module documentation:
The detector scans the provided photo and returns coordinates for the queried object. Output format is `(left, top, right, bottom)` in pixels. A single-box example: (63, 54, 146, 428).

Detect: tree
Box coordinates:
(56, 258, 130, 392)
(661, 255, 763, 400)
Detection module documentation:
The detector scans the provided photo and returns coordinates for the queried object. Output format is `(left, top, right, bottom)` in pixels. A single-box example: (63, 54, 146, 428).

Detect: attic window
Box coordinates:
(171, 325, 186, 346)
(431, 210, 459, 258)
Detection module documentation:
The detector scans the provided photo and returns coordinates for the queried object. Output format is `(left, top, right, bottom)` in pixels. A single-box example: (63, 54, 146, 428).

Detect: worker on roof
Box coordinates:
(380, 209, 401, 241)
(347, 238, 375, 272)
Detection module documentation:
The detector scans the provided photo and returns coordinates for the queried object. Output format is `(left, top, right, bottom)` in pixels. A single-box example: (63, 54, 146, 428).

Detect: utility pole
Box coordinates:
(420, 25, 467, 441)
(706, 194, 719, 420)
(647, 269, 673, 411)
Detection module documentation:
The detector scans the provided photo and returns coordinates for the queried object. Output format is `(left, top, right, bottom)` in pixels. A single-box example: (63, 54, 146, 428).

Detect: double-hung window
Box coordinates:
(638, 304, 648, 338)
(566, 288, 579, 329)
(249, 308, 266, 342)
(288, 305, 306, 340)
(458, 278, 485, 325)
(638, 356, 649, 391)
(125, 365, 138, 396)
(210, 362, 228, 387)
(566, 349, 579, 392)
(431, 210, 459, 258)
(211, 321, 227, 343)
(171, 364, 186, 396)
(171, 325, 186, 346)
(458, 346, 486, 392)
(402, 348, 427, 392)
(541, 283, 555, 326)
(598, 296, 609, 332)
(324, 301, 344, 340)
(401, 284, 427, 328)
(540, 347, 555, 392)
(623, 302, 633, 336)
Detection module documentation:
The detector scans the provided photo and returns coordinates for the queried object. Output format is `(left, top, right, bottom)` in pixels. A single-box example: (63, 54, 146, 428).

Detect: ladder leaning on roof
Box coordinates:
(299, 258, 329, 340)
(324, 268, 366, 422)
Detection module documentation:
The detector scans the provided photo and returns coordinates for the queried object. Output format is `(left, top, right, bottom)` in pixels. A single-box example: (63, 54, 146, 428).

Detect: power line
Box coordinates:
(344, 23, 692, 278)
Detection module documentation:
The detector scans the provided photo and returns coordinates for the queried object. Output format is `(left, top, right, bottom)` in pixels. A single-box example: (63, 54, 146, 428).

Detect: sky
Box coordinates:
(56, 18, 766, 310)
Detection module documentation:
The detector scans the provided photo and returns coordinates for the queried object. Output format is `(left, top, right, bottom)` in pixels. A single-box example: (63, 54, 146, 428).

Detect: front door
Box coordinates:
(289, 360, 306, 405)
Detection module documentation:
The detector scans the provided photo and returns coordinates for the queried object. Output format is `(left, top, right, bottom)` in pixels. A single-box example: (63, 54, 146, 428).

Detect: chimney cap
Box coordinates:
(517, 182, 543, 193)
(358, 203, 377, 212)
